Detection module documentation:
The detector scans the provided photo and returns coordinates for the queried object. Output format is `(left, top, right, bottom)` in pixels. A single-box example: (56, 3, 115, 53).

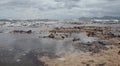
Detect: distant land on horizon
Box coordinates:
(78, 16, 120, 20)
(0, 16, 120, 21)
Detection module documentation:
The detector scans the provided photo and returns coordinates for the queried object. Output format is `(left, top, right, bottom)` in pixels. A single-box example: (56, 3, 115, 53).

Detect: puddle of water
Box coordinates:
(0, 33, 75, 66)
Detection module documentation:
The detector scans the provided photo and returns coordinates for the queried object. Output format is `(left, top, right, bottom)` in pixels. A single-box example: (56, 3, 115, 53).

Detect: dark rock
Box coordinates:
(89, 45, 100, 53)
(73, 27, 81, 29)
(118, 51, 120, 55)
(95, 63, 106, 66)
(107, 31, 120, 37)
(72, 38, 80, 42)
(87, 31, 95, 37)
(12, 30, 32, 34)
(61, 36, 65, 39)
(98, 40, 112, 45)
(73, 41, 109, 53)
(86, 64, 90, 66)
(26, 30, 32, 33)
(85, 43, 93, 46)
(48, 33, 55, 38)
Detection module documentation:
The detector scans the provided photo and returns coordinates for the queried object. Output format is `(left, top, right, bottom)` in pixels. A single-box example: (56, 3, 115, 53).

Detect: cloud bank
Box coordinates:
(0, 0, 120, 20)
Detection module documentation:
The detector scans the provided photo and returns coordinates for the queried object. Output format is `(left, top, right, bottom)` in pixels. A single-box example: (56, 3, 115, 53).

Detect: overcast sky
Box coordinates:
(0, 0, 120, 20)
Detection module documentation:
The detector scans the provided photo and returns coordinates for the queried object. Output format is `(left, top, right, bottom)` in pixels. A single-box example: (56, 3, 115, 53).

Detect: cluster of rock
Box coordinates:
(73, 40, 113, 53)
(10, 30, 32, 34)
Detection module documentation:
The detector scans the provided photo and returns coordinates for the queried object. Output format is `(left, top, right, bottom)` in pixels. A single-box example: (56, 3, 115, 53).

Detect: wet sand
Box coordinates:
(39, 45, 120, 66)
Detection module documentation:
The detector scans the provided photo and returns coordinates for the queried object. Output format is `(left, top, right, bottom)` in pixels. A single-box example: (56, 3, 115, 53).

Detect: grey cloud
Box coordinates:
(55, 0, 81, 9)
(0, 0, 120, 19)
(0, 0, 34, 8)
(55, 0, 80, 2)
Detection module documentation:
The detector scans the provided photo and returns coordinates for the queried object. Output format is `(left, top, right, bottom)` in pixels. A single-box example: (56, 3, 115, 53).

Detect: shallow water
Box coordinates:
(0, 33, 75, 66)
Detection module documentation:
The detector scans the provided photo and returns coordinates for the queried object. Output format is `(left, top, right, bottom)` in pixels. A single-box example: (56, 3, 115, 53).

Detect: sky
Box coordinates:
(0, 0, 120, 20)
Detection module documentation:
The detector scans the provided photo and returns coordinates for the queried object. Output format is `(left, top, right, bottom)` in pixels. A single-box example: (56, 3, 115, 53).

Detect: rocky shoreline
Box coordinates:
(0, 20, 120, 66)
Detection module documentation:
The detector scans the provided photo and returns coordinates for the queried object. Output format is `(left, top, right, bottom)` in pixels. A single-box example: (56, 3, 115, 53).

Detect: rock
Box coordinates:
(12, 30, 32, 34)
(61, 36, 65, 39)
(118, 51, 120, 55)
(89, 45, 100, 53)
(87, 31, 95, 37)
(95, 63, 106, 66)
(98, 40, 112, 45)
(86, 64, 90, 66)
(48, 33, 55, 38)
(73, 41, 108, 53)
(109, 31, 120, 37)
(73, 27, 81, 29)
(85, 43, 93, 46)
(72, 38, 80, 42)
(26, 30, 32, 33)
